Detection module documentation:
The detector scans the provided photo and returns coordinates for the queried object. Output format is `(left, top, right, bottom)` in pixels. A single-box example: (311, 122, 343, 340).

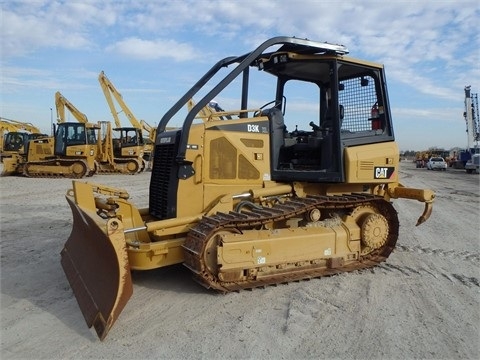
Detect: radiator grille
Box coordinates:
(149, 131, 180, 219)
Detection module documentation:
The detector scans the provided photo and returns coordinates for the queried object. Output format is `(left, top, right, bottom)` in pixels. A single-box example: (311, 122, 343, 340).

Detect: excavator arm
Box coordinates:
(55, 91, 89, 124)
(98, 71, 142, 129)
(0, 117, 42, 134)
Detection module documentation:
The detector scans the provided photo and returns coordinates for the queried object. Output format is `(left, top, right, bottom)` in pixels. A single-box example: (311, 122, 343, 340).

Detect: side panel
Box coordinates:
(27, 137, 55, 161)
(149, 124, 207, 220)
(201, 117, 271, 207)
(175, 124, 207, 218)
(344, 142, 399, 183)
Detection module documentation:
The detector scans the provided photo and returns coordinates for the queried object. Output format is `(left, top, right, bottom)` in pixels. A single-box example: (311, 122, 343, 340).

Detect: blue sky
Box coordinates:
(1, 0, 479, 151)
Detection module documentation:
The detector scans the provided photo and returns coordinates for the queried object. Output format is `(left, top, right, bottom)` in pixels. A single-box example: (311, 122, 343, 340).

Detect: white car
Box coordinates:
(427, 157, 447, 171)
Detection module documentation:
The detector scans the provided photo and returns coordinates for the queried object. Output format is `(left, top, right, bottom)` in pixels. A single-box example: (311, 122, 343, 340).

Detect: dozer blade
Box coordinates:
(1, 157, 20, 176)
(61, 195, 132, 340)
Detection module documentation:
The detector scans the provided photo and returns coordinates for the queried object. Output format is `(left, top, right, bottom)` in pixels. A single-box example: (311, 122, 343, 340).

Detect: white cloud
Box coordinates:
(1, 10, 91, 57)
(105, 37, 198, 61)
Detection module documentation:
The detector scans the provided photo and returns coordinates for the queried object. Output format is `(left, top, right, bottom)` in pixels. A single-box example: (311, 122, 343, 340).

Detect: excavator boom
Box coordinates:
(55, 91, 89, 124)
(0, 117, 43, 134)
(98, 71, 142, 129)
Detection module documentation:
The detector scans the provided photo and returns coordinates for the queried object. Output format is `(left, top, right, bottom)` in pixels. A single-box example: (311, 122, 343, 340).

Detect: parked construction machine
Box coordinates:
(61, 36, 435, 340)
(20, 121, 99, 178)
(462, 86, 479, 173)
(1, 118, 49, 175)
(1, 118, 47, 152)
(57, 90, 144, 174)
(2, 93, 101, 177)
(94, 120, 145, 174)
(139, 119, 155, 167)
(98, 71, 146, 172)
(1, 118, 47, 156)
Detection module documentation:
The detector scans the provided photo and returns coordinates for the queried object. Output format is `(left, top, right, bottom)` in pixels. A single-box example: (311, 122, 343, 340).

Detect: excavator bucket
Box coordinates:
(61, 194, 132, 340)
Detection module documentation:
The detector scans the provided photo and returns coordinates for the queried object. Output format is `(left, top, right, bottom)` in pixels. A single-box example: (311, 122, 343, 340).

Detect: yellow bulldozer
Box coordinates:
(21, 121, 99, 178)
(60, 36, 435, 340)
(3, 94, 101, 178)
(1, 118, 49, 175)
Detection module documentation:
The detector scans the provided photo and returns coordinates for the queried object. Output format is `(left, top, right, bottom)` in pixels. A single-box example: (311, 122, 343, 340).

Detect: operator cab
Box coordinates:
(112, 127, 144, 157)
(150, 37, 395, 220)
(54, 122, 98, 156)
(4, 132, 28, 152)
(257, 51, 394, 182)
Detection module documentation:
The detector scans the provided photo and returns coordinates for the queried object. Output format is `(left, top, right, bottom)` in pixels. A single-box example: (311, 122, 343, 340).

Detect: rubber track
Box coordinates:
(182, 194, 399, 292)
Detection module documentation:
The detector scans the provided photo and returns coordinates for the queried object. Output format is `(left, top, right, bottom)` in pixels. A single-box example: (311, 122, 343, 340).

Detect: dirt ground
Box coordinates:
(1, 161, 479, 359)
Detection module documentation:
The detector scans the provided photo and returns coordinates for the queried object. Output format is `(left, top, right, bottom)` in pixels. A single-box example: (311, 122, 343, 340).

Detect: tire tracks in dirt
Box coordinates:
(376, 244, 480, 288)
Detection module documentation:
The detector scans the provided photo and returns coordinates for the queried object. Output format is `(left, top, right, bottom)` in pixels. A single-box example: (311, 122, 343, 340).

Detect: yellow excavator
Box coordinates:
(1, 118, 49, 175)
(98, 71, 147, 172)
(61, 36, 435, 340)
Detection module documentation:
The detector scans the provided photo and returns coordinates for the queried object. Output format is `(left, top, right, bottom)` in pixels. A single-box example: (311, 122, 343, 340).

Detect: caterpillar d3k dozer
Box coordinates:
(60, 36, 435, 340)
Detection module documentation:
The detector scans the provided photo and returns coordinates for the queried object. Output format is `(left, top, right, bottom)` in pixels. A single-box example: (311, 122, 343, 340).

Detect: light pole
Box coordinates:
(50, 107, 53, 135)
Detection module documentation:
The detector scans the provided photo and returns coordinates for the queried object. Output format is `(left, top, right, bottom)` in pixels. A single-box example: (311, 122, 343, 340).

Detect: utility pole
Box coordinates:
(50, 107, 53, 135)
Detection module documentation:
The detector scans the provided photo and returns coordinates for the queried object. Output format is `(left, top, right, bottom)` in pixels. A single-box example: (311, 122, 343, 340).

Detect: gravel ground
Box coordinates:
(1, 161, 479, 359)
